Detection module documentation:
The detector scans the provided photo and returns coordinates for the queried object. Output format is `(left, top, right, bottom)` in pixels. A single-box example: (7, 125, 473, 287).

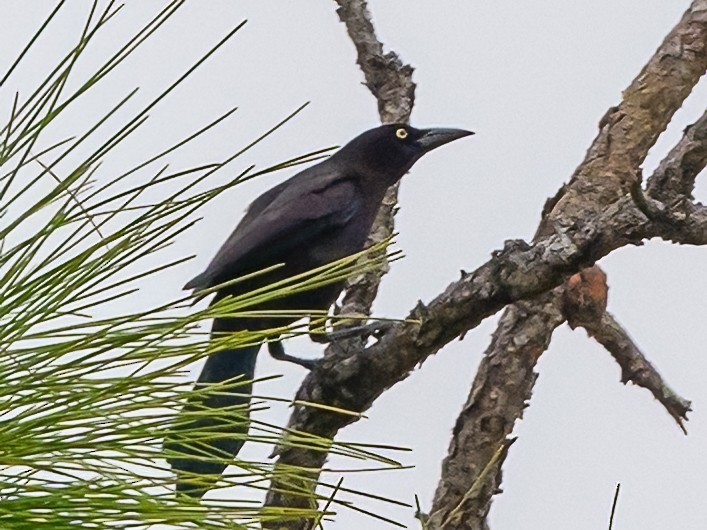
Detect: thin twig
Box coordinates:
(608, 483, 621, 530)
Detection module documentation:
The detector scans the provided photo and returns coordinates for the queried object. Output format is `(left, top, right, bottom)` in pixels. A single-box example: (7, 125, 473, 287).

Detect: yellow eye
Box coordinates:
(395, 128, 408, 140)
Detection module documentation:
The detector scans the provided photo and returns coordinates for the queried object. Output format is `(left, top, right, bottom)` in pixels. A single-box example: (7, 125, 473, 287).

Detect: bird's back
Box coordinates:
(185, 159, 376, 299)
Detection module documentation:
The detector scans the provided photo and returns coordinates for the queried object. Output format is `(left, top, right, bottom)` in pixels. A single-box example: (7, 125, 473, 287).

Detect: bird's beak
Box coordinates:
(417, 128, 474, 151)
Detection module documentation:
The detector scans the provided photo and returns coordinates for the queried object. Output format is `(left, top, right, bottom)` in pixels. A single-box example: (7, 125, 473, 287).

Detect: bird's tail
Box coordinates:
(165, 318, 260, 499)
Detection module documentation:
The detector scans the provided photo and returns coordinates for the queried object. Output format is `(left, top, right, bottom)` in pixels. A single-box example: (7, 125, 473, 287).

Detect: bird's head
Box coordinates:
(334, 124, 474, 186)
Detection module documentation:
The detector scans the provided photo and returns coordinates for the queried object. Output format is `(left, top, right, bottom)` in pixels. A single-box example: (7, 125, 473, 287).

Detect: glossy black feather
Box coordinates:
(166, 124, 473, 497)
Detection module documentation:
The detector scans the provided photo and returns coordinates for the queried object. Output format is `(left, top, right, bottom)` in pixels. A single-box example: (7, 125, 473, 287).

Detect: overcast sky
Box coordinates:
(2, 2, 706, 529)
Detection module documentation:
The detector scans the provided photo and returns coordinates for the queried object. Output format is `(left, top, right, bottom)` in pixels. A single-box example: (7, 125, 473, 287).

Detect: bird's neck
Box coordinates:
(330, 150, 411, 191)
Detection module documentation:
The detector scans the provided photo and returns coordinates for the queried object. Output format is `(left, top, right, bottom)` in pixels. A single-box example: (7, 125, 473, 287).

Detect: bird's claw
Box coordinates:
(267, 321, 394, 370)
(309, 320, 393, 344)
(267, 341, 320, 370)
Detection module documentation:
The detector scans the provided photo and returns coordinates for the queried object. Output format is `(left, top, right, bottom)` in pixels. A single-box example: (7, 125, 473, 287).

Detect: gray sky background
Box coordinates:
(2, 2, 706, 529)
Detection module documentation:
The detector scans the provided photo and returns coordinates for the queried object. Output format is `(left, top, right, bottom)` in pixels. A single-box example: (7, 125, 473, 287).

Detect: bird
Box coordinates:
(164, 123, 473, 497)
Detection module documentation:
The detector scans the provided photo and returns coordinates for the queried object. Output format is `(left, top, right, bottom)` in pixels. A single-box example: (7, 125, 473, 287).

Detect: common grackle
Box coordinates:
(165, 124, 473, 497)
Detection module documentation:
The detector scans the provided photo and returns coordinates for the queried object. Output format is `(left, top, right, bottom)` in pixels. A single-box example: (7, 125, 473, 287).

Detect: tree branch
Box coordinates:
(333, 0, 415, 124)
(427, 0, 707, 522)
(647, 109, 707, 201)
(583, 311, 692, 432)
(563, 266, 691, 431)
(539, 0, 707, 236)
(427, 295, 565, 529)
(263, 185, 704, 527)
(333, 0, 415, 322)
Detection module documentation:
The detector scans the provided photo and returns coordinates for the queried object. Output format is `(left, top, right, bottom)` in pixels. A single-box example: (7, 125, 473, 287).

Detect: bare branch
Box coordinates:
(563, 267, 691, 431)
(333, 0, 415, 322)
(428, 2, 707, 527)
(583, 312, 692, 432)
(647, 109, 707, 201)
(427, 296, 564, 528)
(638, 108, 707, 245)
(538, 0, 707, 236)
(263, 195, 652, 528)
(333, 0, 415, 124)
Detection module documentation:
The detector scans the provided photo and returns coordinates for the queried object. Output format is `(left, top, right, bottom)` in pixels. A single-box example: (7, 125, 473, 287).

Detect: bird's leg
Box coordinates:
(267, 341, 320, 370)
(308, 318, 330, 344)
(308, 319, 393, 344)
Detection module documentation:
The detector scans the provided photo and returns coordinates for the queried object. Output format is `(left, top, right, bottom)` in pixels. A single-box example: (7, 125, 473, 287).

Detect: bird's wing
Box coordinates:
(185, 176, 360, 291)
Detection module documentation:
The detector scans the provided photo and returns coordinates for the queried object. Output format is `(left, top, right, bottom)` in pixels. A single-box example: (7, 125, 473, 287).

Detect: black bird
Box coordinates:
(165, 124, 473, 497)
